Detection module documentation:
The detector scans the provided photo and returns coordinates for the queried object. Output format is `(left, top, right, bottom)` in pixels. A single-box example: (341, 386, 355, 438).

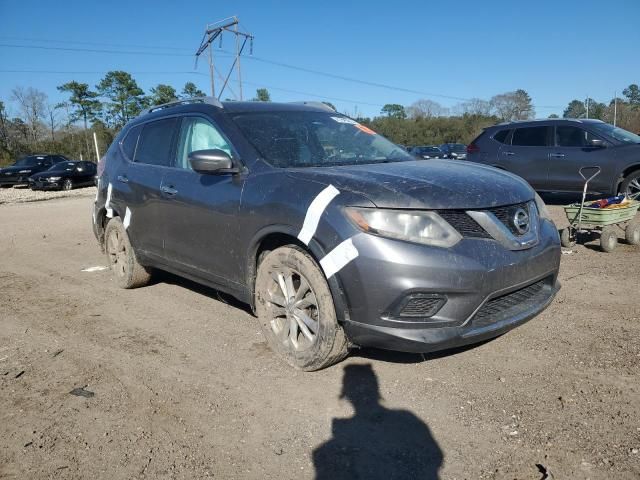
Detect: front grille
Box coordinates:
(472, 277, 550, 328)
(399, 296, 445, 318)
(487, 202, 529, 236)
(438, 211, 491, 238)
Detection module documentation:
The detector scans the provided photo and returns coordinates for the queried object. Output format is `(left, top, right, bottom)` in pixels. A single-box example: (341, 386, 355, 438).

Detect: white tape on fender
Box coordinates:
(320, 238, 359, 279)
(123, 207, 132, 229)
(105, 182, 113, 218)
(298, 185, 340, 245)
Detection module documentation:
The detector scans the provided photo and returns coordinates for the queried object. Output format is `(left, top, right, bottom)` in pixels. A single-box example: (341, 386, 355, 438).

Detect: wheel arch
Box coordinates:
(617, 163, 640, 192)
(246, 226, 351, 325)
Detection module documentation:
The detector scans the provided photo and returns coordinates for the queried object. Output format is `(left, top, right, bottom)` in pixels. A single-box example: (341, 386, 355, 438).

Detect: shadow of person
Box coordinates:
(313, 364, 443, 480)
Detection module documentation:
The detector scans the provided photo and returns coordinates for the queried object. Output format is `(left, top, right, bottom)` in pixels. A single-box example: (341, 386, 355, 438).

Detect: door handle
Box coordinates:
(502, 151, 515, 156)
(160, 185, 178, 196)
(117, 175, 129, 183)
(550, 153, 565, 159)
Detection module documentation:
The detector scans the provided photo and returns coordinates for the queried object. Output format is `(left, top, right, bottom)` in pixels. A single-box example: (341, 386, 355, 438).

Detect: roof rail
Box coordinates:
(139, 96, 223, 116)
(289, 101, 335, 112)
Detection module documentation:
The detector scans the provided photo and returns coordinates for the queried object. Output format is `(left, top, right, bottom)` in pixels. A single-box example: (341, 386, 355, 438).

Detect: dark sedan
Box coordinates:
(0, 154, 69, 187)
(409, 145, 445, 159)
(439, 143, 468, 160)
(29, 161, 97, 191)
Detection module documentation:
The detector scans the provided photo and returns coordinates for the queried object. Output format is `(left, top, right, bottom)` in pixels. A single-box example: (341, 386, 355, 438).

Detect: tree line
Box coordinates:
(1, 70, 639, 166)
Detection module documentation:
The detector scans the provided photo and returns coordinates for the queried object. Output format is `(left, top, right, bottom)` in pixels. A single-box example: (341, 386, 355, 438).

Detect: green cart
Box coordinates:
(559, 167, 640, 252)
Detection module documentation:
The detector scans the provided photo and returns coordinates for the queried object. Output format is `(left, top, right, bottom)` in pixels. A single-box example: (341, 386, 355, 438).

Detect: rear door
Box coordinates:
(547, 125, 613, 193)
(116, 118, 179, 259)
(160, 114, 245, 285)
(498, 126, 552, 190)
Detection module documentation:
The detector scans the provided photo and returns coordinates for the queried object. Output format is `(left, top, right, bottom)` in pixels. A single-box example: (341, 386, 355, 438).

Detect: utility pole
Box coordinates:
(613, 91, 617, 127)
(195, 16, 253, 101)
(585, 95, 589, 119)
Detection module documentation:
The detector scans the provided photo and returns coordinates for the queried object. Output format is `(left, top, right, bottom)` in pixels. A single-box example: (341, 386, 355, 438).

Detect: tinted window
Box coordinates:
(135, 119, 178, 166)
(15, 156, 44, 167)
(512, 127, 549, 147)
(175, 117, 232, 170)
(555, 126, 596, 147)
(493, 129, 510, 144)
(122, 125, 142, 160)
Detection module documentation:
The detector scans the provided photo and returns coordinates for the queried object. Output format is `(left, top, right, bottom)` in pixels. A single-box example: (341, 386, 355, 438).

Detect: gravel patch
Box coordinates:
(0, 185, 96, 205)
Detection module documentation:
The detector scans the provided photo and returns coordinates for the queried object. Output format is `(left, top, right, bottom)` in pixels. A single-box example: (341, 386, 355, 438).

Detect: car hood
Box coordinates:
(287, 160, 534, 209)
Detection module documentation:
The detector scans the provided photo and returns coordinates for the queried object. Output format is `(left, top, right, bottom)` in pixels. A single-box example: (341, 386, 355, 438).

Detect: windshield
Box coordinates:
(231, 111, 413, 167)
(449, 144, 467, 152)
(589, 123, 640, 144)
(418, 147, 440, 153)
(14, 156, 45, 167)
(47, 162, 76, 172)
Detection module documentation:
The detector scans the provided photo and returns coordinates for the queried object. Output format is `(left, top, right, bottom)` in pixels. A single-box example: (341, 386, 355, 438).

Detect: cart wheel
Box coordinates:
(600, 227, 618, 253)
(625, 222, 640, 245)
(560, 228, 573, 247)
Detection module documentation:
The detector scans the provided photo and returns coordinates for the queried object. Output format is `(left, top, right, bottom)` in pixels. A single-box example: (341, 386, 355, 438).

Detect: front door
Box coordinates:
(161, 115, 245, 286)
(547, 125, 614, 193)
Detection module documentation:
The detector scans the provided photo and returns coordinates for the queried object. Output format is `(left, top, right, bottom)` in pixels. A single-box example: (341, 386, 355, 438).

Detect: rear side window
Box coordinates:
(135, 118, 178, 167)
(493, 129, 510, 144)
(512, 127, 549, 147)
(121, 125, 142, 161)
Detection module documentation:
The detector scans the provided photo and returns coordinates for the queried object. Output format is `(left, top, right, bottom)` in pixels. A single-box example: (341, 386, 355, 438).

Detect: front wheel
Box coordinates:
(62, 178, 73, 191)
(560, 228, 573, 247)
(255, 245, 349, 371)
(620, 170, 640, 197)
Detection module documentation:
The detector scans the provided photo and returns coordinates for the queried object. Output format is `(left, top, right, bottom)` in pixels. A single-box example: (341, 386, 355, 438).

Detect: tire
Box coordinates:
(560, 228, 573, 247)
(255, 245, 349, 371)
(620, 170, 640, 197)
(104, 217, 152, 289)
(600, 227, 618, 253)
(62, 178, 73, 191)
(625, 222, 640, 245)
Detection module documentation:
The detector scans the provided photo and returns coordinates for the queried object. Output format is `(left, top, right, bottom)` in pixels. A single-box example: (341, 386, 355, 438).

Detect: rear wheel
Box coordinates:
(620, 170, 640, 197)
(600, 227, 618, 253)
(62, 178, 73, 191)
(104, 217, 152, 288)
(255, 245, 349, 371)
(625, 222, 640, 245)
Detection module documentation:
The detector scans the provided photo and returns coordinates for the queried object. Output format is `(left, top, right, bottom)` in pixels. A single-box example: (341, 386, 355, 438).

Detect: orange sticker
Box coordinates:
(354, 123, 376, 135)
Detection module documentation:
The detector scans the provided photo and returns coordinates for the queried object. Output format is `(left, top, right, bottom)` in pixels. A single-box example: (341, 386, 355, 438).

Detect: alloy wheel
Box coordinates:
(106, 228, 127, 278)
(265, 268, 319, 351)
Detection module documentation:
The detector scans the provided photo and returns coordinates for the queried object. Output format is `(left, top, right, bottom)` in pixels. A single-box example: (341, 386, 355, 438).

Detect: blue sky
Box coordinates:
(1, 0, 639, 118)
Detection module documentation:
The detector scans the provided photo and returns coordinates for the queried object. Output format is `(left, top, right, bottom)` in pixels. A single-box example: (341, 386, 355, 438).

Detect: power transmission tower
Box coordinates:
(195, 16, 254, 100)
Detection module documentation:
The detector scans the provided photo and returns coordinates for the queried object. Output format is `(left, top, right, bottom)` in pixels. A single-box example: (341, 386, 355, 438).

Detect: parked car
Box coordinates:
(93, 98, 561, 370)
(439, 143, 468, 159)
(0, 154, 69, 187)
(466, 119, 640, 196)
(409, 145, 445, 159)
(29, 160, 97, 191)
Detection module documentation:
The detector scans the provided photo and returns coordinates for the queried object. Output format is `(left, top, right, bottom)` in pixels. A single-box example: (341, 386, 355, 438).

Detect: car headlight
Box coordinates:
(345, 207, 462, 248)
(18, 169, 32, 174)
(48, 176, 62, 182)
(534, 193, 552, 222)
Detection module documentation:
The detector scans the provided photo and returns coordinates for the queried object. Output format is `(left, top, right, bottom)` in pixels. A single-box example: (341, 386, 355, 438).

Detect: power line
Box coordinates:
(0, 35, 193, 51)
(0, 42, 563, 109)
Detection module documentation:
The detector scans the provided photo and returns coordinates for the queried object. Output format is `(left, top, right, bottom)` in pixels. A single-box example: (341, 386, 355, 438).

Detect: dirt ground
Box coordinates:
(1, 193, 639, 480)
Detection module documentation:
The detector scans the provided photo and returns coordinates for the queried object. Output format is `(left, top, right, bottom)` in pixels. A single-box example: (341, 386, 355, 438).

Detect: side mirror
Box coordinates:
(188, 149, 237, 174)
(590, 138, 605, 148)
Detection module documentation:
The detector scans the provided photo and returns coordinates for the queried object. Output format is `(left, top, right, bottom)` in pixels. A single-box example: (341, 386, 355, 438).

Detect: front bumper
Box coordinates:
(29, 180, 60, 190)
(337, 218, 561, 353)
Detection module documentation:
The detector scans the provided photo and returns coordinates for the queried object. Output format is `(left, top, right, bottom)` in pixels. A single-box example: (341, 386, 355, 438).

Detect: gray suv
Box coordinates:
(466, 119, 640, 196)
(93, 98, 561, 370)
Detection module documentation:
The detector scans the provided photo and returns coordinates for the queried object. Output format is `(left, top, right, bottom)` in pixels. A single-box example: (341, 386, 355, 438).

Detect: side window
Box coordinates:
(555, 126, 596, 147)
(175, 117, 232, 170)
(512, 127, 549, 147)
(493, 129, 510, 144)
(121, 125, 142, 161)
(135, 118, 178, 167)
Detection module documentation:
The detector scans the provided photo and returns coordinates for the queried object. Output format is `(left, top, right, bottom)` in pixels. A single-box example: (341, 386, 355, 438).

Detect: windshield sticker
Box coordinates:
(354, 124, 376, 135)
(330, 116, 358, 125)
